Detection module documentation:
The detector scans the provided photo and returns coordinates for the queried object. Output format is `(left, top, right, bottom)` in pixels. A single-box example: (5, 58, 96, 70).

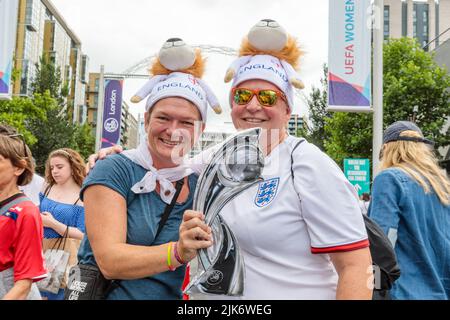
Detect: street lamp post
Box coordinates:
(95, 65, 105, 152)
(373, 0, 384, 178)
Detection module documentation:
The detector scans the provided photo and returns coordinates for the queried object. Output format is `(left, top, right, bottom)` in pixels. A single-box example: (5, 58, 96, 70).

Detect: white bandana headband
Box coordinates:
(122, 137, 193, 204)
(136, 72, 220, 120)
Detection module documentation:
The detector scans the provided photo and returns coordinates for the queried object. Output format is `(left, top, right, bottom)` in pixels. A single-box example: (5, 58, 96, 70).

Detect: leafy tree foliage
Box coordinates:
(303, 38, 450, 169)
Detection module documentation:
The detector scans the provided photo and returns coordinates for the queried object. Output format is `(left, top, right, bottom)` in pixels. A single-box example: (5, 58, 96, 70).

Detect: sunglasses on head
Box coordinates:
(2, 133, 29, 158)
(232, 87, 286, 107)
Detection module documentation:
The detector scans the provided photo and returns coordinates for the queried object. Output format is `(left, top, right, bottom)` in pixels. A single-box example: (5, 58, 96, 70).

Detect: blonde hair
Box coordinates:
(380, 130, 450, 205)
(0, 124, 34, 186)
(45, 148, 86, 187)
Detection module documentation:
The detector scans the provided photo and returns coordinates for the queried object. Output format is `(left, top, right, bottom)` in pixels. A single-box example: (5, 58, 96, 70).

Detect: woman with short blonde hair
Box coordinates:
(369, 120, 450, 300)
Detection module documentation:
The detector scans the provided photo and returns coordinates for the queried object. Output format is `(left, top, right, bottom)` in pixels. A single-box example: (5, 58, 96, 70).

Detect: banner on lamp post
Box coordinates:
(0, 0, 19, 100)
(328, 0, 372, 112)
(101, 79, 123, 148)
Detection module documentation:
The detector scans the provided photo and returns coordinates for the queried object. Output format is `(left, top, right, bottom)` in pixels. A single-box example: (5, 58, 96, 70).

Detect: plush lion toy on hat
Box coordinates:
(131, 38, 222, 114)
(224, 19, 305, 90)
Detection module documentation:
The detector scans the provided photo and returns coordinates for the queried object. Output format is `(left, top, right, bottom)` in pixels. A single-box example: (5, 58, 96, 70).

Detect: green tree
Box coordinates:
(0, 91, 55, 145)
(26, 56, 95, 172)
(324, 112, 373, 167)
(72, 122, 95, 160)
(1, 57, 94, 172)
(298, 64, 332, 151)
(31, 56, 67, 106)
(322, 37, 450, 167)
(28, 109, 95, 174)
(27, 108, 76, 173)
(382, 38, 450, 148)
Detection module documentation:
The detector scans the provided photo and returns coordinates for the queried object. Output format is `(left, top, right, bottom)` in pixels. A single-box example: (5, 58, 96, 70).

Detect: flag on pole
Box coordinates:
(101, 79, 123, 148)
(328, 0, 372, 112)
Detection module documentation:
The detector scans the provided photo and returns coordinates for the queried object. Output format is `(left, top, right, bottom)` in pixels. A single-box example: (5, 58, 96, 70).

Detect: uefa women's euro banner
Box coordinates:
(328, 0, 372, 112)
(0, 0, 19, 100)
(101, 79, 123, 148)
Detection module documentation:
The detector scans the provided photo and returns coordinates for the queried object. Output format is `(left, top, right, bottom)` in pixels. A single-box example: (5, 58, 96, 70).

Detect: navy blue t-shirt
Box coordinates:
(77, 154, 198, 300)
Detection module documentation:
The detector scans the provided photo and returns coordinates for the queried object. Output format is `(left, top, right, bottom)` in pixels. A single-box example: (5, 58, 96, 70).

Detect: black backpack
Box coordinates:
(290, 139, 401, 293)
(362, 214, 401, 291)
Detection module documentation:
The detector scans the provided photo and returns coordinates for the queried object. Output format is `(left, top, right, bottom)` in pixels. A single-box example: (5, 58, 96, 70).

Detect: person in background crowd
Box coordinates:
(359, 193, 371, 215)
(0, 124, 46, 300)
(369, 121, 450, 300)
(39, 148, 86, 300)
(19, 168, 44, 206)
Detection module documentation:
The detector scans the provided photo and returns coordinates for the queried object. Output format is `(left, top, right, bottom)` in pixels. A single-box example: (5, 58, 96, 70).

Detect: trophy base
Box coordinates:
(184, 217, 244, 297)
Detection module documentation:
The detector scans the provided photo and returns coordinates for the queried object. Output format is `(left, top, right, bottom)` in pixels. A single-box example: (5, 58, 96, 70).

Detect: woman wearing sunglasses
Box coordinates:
(88, 20, 373, 300)
(190, 19, 373, 300)
(0, 124, 46, 300)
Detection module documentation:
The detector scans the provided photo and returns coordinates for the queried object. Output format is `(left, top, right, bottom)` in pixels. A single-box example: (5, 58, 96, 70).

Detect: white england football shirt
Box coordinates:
(189, 136, 368, 299)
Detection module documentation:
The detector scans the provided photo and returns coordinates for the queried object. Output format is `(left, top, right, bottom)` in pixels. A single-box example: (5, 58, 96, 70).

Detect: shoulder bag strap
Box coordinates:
(106, 179, 185, 297)
(0, 194, 30, 216)
(52, 225, 70, 251)
(155, 179, 185, 239)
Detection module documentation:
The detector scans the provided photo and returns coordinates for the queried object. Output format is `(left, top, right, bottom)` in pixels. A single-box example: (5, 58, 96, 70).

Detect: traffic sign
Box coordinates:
(344, 158, 370, 196)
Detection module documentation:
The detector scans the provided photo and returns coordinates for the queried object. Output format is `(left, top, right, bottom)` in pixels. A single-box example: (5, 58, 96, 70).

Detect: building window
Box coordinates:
(25, 0, 38, 32)
(384, 6, 390, 41)
(414, 3, 429, 50)
(423, 10, 428, 36)
(402, 1, 407, 37)
(20, 60, 30, 95)
(93, 95, 98, 108)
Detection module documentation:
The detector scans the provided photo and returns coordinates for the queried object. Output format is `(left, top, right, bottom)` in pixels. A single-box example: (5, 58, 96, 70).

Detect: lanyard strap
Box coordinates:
(155, 179, 185, 240)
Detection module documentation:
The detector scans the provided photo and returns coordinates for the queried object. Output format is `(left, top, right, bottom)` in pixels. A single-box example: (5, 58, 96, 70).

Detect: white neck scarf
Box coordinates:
(122, 137, 193, 204)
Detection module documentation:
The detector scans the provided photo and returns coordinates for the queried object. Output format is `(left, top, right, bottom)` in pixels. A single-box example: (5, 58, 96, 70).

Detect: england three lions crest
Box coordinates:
(254, 178, 280, 207)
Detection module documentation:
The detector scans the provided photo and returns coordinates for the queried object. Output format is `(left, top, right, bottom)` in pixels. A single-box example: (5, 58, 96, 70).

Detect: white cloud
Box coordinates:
(51, 0, 329, 124)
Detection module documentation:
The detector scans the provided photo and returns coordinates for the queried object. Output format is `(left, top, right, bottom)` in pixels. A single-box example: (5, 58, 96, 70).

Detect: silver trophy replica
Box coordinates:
(184, 127, 265, 296)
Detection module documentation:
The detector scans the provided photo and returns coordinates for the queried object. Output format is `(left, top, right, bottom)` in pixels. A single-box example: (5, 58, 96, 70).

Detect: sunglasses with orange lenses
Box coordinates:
(232, 87, 286, 107)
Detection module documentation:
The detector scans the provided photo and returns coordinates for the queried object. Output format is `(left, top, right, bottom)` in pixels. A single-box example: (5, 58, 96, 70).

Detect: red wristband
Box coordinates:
(174, 241, 186, 265)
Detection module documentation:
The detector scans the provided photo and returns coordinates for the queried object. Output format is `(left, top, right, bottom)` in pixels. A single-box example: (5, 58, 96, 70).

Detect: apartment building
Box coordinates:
(383, 0, 450, 49)
(13, 0, 88, 123)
